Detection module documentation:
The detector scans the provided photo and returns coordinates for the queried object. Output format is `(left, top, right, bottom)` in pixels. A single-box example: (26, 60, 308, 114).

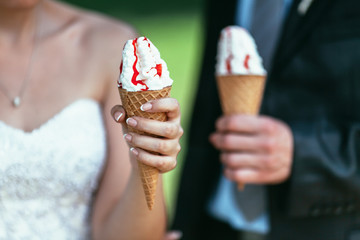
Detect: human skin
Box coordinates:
(0, 0, 182, 239)
(210, 115, 293, 184)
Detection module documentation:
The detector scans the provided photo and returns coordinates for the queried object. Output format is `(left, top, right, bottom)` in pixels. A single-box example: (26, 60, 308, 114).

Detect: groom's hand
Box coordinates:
(210, 115, 294, 184)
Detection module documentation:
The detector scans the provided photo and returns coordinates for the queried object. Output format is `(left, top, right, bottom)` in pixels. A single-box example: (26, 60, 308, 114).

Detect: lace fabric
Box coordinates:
(0, 99, 107, 239)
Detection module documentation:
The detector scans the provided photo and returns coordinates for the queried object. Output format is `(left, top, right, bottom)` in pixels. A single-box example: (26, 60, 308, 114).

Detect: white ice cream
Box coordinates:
(216, 26, 266, 76)
(118, 36, 173, 91)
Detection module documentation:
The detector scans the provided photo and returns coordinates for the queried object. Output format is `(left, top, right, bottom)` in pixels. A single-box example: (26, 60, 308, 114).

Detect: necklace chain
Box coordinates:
(0, 6, 39, 108)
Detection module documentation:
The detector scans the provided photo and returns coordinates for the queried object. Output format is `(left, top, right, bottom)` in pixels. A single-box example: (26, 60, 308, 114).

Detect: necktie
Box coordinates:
(250, 0, 285, 71)
(234, 0, 285, 223)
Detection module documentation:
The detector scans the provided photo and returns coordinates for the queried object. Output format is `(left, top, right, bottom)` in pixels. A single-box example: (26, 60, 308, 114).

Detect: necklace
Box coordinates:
(0, 8, 39, 108)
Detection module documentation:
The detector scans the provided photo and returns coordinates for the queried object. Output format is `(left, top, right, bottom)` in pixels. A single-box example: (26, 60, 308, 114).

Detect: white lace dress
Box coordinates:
(0, 99, 107, 240)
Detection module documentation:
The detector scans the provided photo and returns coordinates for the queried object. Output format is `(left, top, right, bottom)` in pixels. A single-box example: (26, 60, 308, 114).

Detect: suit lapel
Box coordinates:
(271, 0, 333, 75)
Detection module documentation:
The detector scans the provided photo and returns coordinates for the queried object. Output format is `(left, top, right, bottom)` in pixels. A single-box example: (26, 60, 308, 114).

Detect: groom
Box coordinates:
(172, 0, 360, 239)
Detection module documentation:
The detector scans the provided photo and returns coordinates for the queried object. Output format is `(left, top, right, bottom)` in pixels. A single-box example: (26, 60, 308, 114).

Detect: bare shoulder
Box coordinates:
(51, 1, 138, 52)
(50, 1, 138, 99)
(76, 10, 138, 99)
(65, 3, 138, 58)
(80, 10, 138, 55)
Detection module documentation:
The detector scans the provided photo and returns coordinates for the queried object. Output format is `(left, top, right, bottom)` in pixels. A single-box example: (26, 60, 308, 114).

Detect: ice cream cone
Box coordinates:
(118, 86, 171, 210)
(216, 75, 266, 189)
(216, 75, 265, 115)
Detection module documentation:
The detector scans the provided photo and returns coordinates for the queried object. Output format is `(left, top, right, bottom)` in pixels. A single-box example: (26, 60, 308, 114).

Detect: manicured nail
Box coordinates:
(167, 231, 183, 239)
(114, 112, 123, 122)
(140, 102, 152, 111)
(126, 118, 137, 127)
(123, 134, 132, 142)
(130, 147, 139, 156)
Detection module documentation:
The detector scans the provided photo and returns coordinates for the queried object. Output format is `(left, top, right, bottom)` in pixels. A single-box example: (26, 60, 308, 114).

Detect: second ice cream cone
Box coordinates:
(216, 75, 266, 189)
(119, 86, 171, 210)
(216, 75, 265, 115)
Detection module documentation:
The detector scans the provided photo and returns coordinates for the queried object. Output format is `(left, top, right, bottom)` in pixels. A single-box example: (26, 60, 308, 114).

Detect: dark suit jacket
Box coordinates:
(172, 0, 360, 239)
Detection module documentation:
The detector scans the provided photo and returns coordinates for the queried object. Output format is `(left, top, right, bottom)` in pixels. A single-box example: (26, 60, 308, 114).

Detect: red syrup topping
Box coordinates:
(144, 36, 151, 48)
(131, 38, 149, 91)
(225, 28, 233, 74)
(119, 60, 123, 74)
(147, 63, 163, 77)
(117, 60, 123, 88)
(155, 64, 162, 77)
(226, 55, 233, 73)
(143, 37, 162, 77)
(244, 54, 250, 70)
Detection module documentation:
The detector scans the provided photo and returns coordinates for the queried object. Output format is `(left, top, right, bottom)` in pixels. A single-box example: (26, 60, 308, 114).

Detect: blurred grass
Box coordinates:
(62, 0, 205, 223)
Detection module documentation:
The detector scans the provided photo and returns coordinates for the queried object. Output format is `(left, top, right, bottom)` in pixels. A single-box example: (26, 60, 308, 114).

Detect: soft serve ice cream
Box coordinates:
(118, 36, 173, 91)
(216, 26, 266, 76)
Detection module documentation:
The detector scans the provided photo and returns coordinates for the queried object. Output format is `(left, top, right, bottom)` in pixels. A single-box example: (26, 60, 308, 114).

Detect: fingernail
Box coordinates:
(140, 103, 152, 111)
(130, 147, 139, 156)
(114, 112, 123, 122)
(123, 134, 132, 142)
(167, 231, 183, 239)
(126, 118, 137, 127)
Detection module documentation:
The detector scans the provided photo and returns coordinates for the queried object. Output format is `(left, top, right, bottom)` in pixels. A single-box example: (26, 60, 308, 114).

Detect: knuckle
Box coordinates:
(156, 158, 168, 170)
(232, 170, 243, 182)
(156, 140, 170, 153)
(261, 139, 275, 152)
(226, 118, 237, 129)
(221, 153, 234, 166)
(228, 155, 239, 168)
(164, 124, 177, 137)
(178, 126, 184, 137)
(175, 144, 181, 154)
(262, 119, 276, 134)
(261, 155, 273, 168)
(170, 159, 177, 170)
(222, 135, 232, 147)
(137, 150, 148, 162)
(173, 99, 180, 109)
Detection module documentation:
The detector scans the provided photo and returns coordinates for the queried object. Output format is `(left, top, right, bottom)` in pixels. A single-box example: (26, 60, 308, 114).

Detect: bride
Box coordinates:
(0, 0, 182, 239)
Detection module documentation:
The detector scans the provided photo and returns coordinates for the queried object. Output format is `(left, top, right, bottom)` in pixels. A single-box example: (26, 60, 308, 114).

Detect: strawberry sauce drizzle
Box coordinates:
(143, 37, 162, 77)
(131, 38, 149, 91)
(225, 28, 233, 74)
(119, 60, 123, 74)
(244, 54, 250, 70)
(155, 64, 162, 77)
(117, 60, 123, 87)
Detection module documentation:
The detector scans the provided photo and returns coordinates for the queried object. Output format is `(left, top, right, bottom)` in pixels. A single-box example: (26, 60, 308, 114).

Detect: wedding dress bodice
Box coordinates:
(0, 99, 107, 240)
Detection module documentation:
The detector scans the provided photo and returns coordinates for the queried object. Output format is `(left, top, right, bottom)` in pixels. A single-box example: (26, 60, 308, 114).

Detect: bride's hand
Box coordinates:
(111, 98, 183, 173)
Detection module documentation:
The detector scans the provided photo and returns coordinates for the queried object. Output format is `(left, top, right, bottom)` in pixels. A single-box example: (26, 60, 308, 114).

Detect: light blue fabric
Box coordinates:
(235, 0, 255, 30)
(208, 176, 270, 234)
(284, 0, 294, 17)
(208, 0, 294, 234)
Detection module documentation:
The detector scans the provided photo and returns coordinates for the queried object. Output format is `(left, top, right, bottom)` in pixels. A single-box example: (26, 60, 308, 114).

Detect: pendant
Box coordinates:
(13, 96, 21, 107)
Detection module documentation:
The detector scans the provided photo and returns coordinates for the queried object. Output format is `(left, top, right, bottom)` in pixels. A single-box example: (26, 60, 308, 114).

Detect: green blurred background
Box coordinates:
(61, 0, 205, 224)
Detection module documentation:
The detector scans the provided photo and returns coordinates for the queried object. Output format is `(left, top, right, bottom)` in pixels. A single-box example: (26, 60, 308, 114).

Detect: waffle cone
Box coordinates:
(216, 75, 266, 115)
(216, 75, 266, 189)
(118, 86, 171, 210)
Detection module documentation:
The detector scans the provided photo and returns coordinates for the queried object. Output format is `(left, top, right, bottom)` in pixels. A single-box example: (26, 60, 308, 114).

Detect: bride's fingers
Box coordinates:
(111, 105, 126, 123)
(141, 98, 180, 121)
(130, 147, 177, 173)
(126, 116, 183, 139)
(124, 132, 181, 156)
